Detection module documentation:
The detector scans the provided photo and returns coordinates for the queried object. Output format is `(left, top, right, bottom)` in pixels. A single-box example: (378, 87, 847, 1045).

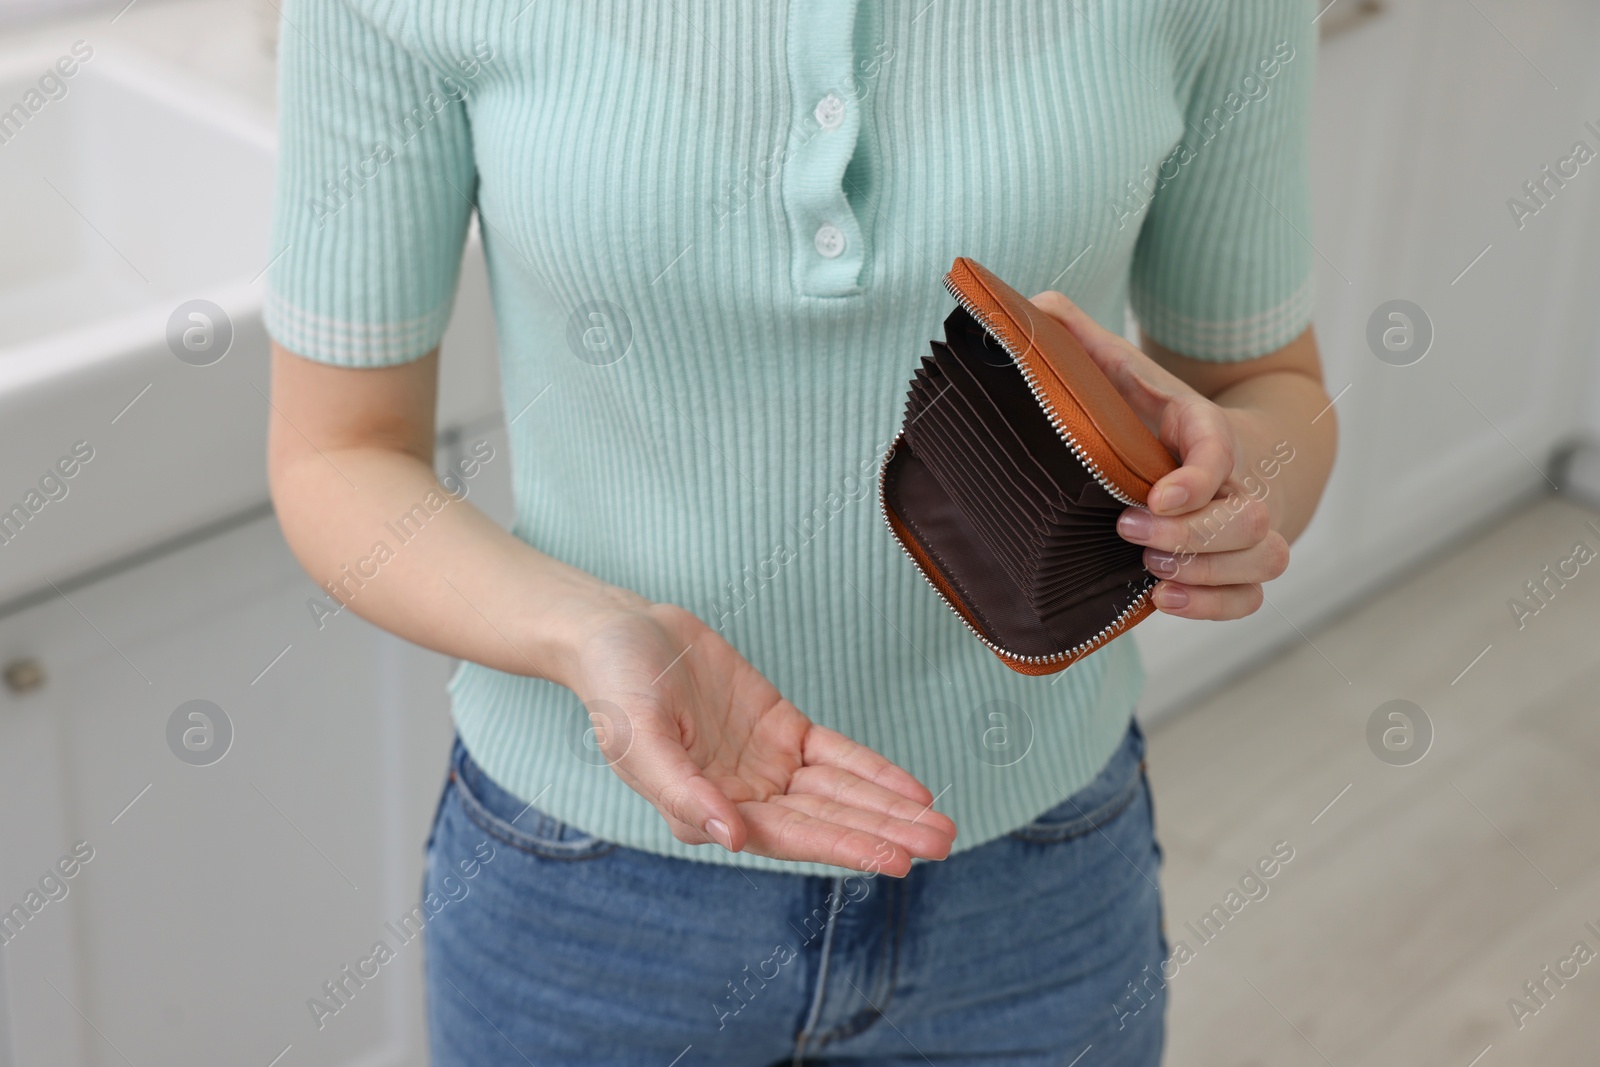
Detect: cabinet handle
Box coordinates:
(3, 657, 45, 695)
(1318, 0, 1386, 40)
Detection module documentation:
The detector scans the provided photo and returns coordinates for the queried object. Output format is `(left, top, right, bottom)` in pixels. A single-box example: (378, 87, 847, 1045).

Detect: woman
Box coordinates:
(265, 1, 1336, 1063)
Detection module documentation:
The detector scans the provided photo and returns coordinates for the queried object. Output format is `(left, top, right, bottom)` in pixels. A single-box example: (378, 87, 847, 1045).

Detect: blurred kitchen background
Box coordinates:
(2, 0, 1600, 1064)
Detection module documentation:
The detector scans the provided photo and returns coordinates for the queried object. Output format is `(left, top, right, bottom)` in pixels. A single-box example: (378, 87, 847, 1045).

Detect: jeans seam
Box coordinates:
(1141, 762, 1169, 956)
(792, 875, 846, 1064)
(453, 765, 616, 862)
(1005, 772, 1142, 845)
(876, 875, 908, 1023)
(423, 766, 455, 859)
(800, 875, 906, 1048)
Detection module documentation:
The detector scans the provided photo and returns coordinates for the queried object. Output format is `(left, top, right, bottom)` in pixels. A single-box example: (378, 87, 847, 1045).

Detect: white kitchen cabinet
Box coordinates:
(0, 41, 507, 1049)
(0, 503, 470, 1066)
(1338, 0, 1600, 549)
(1135, 0, 1600, 717)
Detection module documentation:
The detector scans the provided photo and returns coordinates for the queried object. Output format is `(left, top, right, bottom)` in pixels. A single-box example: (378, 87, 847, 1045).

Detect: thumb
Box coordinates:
(1030, 289, 1194, 431)
(1029, 289, 1129, 362)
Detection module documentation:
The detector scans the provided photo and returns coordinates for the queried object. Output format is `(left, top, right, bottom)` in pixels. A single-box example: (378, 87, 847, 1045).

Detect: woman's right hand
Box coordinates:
(560, 601, 957, 877)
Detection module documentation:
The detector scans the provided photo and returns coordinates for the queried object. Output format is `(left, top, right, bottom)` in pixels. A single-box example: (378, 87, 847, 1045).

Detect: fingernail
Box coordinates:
(1152, 583, 1188, 609)
(1146, 551, 1179, 577)
(1154, 485, 1189, 512)
(1118, 509, 1154, 543)
(705, 819, 732, 850)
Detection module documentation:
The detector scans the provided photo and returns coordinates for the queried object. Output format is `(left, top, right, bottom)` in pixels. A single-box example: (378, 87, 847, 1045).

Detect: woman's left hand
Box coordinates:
(1030, 291, 1291, 621)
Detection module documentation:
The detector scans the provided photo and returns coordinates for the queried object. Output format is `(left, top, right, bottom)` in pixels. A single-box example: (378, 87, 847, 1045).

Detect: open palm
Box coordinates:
(569, 603, 956, 876)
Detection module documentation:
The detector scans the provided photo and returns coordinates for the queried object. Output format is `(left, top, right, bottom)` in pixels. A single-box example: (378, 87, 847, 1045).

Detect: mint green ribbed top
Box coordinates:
(266, 0, 1316, 876)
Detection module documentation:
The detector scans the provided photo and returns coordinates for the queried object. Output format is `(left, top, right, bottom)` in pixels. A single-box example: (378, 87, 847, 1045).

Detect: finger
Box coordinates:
(1117, 494, 1271, 555)
(1144, 531, 1289, 587)
(1144, 394, 1235, 516)
(802, 724, 936, 806)
(616, 727, 748, 852)
(1149, 580, 1264, 621)
(769, 793, 955, 860)
(788, 764, 959, 839)
(738, 802, 916, 877)
(1028, 290, 1134, 365)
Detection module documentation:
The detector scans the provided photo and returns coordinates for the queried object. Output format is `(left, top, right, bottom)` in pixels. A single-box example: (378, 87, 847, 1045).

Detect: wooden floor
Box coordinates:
(1146, 494, 1600, 1067)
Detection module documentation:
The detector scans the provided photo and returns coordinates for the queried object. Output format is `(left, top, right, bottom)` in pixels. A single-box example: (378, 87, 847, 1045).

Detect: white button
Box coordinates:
(814, 223, 846, 258)
(813, 92, 845, 131)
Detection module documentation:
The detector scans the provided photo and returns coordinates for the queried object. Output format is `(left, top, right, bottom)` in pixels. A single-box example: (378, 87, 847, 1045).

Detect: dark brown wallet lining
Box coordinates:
(886, 306, 1154, 657)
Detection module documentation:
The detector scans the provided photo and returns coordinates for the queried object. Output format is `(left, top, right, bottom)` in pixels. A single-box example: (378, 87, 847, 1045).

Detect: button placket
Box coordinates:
(780, 0, 867, 297)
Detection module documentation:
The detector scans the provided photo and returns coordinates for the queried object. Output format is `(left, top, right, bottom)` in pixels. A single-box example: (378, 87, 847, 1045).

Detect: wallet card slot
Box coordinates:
(941, 307, 1099, 501)
(904, 362, 1053, 556)
(886, 447, 1148, 658)
(1072, 477, 1127, 510)
(906, 400, 1051, 550)
(1035, 510, 1137, 549)
(1034, 565, 1153, 624)
(901, 358, 944, 425)
(885, 447, 1057, 656)
(904, 428, 1042, 591)
(908, 397, 1151, 618)
(905, 387, 1047, 558)
(938, 315, 1125, 531)
(1030, 535, 1142, 587)
(929, 342, 1068, 507)
(1031, 546, 1146, 601)
(1031, 513, 1127, 541)
(1030, 526, 1140, 571)
(917, 382, 1062, 536)
(910, 320, 1152, 617)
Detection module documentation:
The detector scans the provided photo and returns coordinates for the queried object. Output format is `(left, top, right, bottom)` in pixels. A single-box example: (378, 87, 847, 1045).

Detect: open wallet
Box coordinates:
(878, 257, 1179, 676)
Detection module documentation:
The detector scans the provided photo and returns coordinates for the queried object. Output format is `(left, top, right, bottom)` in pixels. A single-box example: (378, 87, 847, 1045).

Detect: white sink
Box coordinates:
(0, 45, 502, 606)
(0, 46, 276, 605)
(0, 46, 273, 354)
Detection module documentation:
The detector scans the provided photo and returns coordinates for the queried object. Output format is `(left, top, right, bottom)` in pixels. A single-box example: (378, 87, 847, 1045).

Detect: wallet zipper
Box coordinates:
(941, 276, 1142, 509)
(878, 429, 1155, 670)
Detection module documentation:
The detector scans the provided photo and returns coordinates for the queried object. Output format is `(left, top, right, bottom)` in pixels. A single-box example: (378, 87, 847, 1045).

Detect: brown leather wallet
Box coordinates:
(879, 257, 1178, 676)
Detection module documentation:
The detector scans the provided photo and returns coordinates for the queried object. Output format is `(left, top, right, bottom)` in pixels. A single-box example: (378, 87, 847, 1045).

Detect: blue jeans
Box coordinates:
(421, 719, 1167, 1066)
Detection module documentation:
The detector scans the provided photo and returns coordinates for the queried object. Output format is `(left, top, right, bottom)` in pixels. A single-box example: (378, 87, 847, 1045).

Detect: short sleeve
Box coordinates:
(1129, 1, 1317, 362)
(264, 0, 477, 366)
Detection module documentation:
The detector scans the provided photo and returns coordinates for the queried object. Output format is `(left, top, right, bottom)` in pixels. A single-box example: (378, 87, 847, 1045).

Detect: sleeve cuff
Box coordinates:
(1131, 275, 1315, 362)
(264, 287, 456, 367)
